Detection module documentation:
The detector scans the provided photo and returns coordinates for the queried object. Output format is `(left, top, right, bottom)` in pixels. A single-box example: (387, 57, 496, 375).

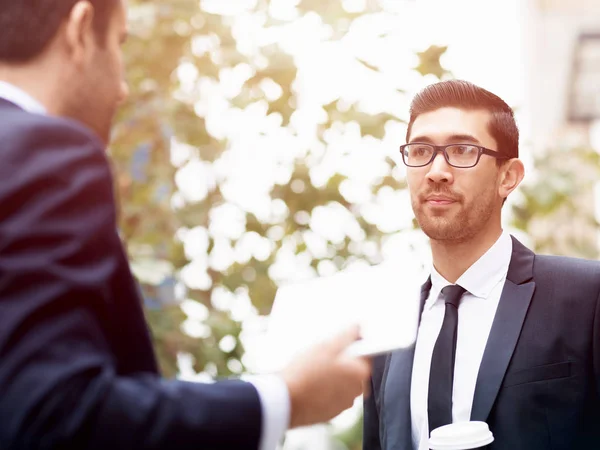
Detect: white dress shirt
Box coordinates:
(0, 81, 47, 114)
(0, 80, 290, 450)
(410, 231, 512, 450)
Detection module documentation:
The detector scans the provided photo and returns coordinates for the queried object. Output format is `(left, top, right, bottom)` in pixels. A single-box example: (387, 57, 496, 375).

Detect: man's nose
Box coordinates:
(426, 153, 454, 184)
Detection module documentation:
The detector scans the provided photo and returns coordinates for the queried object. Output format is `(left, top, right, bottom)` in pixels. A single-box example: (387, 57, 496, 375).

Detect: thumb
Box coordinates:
(327, 324, 362, 355)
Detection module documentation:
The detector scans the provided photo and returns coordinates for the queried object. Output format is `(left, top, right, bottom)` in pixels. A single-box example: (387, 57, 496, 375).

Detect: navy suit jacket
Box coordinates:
(364, 236, 600, 450)
(0, 98, 262, 449)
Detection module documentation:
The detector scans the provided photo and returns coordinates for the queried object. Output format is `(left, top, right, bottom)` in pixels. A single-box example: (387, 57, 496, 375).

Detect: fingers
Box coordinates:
(358, 356, 372, 374)
(340, 357, 372, 398)
(327, 324, 362, 354)
(343, 356, 372, 379)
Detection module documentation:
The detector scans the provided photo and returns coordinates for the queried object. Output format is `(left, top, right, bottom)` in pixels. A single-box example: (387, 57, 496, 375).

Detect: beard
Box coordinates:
(63, 88, 116, 145)
(412, 185, 496, 243)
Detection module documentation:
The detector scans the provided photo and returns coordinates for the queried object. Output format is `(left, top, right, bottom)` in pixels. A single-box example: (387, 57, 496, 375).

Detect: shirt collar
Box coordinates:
(0, 81, 47, 115)
(428, 231, 513, 307)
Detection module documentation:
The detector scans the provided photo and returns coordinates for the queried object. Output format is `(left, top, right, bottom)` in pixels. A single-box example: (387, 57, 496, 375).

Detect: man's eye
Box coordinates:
(450, 145, 474, 155)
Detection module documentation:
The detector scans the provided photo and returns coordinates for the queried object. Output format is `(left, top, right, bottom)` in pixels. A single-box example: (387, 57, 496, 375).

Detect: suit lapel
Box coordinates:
(470, 236, 536, 421)
(382, 277, 431, 449)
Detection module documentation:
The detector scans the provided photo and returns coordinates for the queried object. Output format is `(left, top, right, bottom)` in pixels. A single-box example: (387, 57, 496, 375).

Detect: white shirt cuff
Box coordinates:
(246, 374, 290, 450)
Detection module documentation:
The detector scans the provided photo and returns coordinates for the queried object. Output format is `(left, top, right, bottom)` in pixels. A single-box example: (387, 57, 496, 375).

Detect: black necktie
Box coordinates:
(428, 284, 467, 433)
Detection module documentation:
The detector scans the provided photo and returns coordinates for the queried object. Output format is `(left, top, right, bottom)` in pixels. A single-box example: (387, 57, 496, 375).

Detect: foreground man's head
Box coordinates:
(0, 0, 129, 143)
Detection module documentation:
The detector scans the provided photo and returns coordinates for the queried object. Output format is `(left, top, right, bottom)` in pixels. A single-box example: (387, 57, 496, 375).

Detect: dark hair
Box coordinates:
(406, 80, 519, 160)
(0, 0, 117, 62)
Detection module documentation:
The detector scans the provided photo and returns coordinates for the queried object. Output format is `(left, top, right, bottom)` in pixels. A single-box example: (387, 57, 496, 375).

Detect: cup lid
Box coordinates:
(429, 421, 494, 450)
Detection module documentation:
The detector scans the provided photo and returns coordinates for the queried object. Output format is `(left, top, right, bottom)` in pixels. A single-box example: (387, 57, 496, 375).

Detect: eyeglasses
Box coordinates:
(400, 143, 509, 168)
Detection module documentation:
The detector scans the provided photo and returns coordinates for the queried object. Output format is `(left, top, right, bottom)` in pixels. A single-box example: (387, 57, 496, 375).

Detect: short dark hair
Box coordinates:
(0, 0, 117, 62)
(406, 80, 519, 160)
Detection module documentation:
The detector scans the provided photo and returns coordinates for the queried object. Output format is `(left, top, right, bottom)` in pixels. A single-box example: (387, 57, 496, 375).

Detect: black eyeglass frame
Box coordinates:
(399, 143, 510, 168)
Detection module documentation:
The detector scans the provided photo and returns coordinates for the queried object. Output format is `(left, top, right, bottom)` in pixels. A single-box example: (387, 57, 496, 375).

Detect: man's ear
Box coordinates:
(62, 1, 96, 65)
(498, 158, 525, 201)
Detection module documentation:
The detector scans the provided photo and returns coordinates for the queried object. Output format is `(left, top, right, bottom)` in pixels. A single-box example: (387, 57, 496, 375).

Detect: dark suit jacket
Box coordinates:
(364, 236, 600, 450)
(0, 98, 262, 449)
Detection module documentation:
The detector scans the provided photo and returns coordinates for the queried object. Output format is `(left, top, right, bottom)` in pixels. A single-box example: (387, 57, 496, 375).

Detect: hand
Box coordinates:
(280, 325, 372, 429)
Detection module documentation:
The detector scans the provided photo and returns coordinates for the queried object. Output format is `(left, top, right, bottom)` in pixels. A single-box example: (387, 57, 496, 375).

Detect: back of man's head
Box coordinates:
(406, 80, 519, 160)
(0, 0, 116, 62)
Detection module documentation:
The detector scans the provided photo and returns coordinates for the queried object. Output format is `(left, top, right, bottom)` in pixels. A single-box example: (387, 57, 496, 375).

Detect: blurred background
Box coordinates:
(110, 0, 600, 448)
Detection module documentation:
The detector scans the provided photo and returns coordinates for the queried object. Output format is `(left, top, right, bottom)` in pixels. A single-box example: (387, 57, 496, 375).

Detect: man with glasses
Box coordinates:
(363, 80, 600, 449)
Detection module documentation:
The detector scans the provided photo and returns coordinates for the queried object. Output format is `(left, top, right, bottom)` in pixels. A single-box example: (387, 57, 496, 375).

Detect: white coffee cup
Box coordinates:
(429, 421, 494, 450)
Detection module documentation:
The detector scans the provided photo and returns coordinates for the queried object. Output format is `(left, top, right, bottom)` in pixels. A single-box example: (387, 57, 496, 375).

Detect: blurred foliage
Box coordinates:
(414, 45, 450, 79)
(511, 145, 600, 258)
(109, 1, 449, 448)
(334, 412, 364, 450)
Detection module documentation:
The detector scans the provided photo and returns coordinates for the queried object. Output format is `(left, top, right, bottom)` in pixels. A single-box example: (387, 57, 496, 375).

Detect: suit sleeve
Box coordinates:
(0, 119, 262, 450)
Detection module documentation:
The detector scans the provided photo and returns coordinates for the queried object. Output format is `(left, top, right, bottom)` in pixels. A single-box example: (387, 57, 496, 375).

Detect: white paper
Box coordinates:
(258, 257, 427, 372)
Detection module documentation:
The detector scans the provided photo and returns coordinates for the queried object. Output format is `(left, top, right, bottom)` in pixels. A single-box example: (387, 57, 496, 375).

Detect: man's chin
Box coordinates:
(422, 229, 454, 241)
(417, 218, 462, 241)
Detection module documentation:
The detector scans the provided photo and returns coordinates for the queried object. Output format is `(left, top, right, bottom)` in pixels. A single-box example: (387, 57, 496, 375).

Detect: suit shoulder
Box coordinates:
(0, 109, 110, 189)
(0, 109, 116, 230)
(535, 253, 600, 273)
(0, 107, 104, 157)
(534, 253, 600, 285)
